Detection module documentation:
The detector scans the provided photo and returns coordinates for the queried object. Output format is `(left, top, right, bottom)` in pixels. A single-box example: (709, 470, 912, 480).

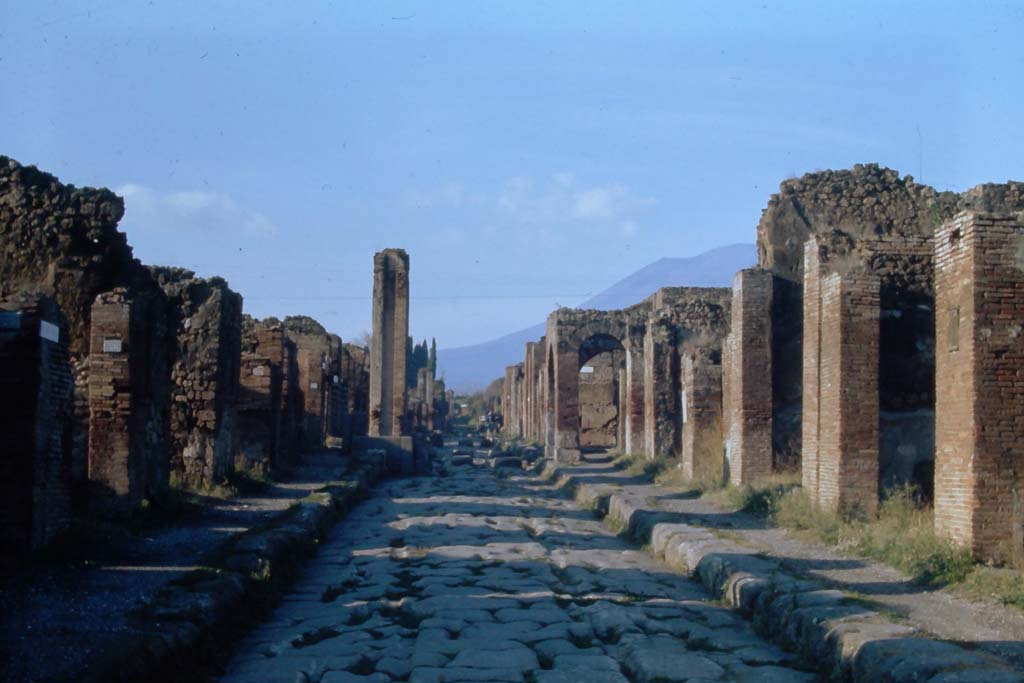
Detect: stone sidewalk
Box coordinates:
(545, 455, 1024, 681)
(217, 445, 818, 683)
(0, 450, 366, 683)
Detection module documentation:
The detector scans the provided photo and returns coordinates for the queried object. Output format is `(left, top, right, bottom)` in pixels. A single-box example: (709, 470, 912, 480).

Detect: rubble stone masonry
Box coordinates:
(151, 268, 243, 489)
(935, 212, 1024, 560)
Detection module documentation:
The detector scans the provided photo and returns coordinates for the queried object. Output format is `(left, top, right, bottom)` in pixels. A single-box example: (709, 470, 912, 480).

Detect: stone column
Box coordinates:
(722, 268, 773, 485)
(934, 212, 1024, 560)
(816, 270, 880, 516)
(369, 249, 410, 437)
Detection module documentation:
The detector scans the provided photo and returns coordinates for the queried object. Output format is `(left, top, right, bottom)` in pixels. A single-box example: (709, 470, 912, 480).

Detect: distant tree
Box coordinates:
(352, 330, 372, 349)
(429, 337, 437, 379)
(406, 337, 429, 388)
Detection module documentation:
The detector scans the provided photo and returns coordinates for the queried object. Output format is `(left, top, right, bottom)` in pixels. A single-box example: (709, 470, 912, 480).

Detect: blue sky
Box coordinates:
(2, 1, 1022, 348)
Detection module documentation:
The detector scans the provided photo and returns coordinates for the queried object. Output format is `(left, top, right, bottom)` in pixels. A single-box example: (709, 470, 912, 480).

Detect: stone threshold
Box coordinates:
(537, 458, 1024, 683)
(83, 450, 387, 683)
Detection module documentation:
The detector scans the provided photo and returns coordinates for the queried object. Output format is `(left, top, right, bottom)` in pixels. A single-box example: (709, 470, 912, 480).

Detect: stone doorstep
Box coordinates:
(84, 450, 387, 683)
(543, 464, 1024, 683)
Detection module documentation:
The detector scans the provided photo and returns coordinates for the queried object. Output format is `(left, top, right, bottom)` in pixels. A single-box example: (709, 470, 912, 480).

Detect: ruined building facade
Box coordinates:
(0, 155, 376, 557)
(500, 164, 1024, 563)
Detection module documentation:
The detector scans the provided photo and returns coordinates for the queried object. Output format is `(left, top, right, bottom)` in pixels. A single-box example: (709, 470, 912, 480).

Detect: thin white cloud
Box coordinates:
(116, 184, 279, 236)
(495, 175, 653, 226)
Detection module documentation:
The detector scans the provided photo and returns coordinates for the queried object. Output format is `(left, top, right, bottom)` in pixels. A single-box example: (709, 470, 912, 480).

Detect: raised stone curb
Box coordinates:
(543, 463, 1024, 683)
(85, 450, 387, 683)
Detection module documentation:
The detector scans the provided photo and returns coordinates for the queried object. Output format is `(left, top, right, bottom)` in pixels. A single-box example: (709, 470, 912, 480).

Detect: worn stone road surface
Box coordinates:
(219, 449, 817, 683)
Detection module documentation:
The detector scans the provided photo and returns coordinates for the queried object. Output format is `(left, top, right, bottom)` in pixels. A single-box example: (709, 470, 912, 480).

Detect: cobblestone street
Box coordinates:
(219, 447, 817, 683)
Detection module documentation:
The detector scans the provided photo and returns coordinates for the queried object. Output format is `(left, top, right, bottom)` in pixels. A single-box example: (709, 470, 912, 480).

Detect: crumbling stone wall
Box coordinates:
(151, 267, 242, 488)
(935, 211, 1024, 561)
(0, 295, 73, 554)
(237, 315, 284, 473)
(0, 156, 162, 496)
(87, 289, 171, 513)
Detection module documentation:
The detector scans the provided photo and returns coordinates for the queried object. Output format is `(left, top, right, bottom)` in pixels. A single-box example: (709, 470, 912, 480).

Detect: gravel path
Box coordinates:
(218, 446, 817, 683)
(0, 451, 351, 683)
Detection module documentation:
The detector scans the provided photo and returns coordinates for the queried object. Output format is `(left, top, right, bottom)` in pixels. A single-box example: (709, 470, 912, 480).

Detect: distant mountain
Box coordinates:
(436, 243, 757, 393)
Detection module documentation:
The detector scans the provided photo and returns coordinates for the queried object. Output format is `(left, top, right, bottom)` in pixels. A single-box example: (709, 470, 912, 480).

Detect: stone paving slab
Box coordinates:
(217, 444, 816, 683)
(542, 457, 1024, 682)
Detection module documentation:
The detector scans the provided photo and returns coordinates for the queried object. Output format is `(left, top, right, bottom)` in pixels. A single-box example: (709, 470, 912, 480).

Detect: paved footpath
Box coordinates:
(218, 448, 818, 683)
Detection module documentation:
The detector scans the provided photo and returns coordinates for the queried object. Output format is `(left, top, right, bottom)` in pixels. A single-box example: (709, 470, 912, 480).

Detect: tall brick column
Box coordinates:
(644, 315, 678, 459)
(87, 290, 149, 513)
(722, 268, 773, 484)
(503, 365, 516, 435)
(0, 295, 73, 554)
(816, 270, 880, 516)
(801, 240, 823, 500)
(681, 352, 724, 481)
(551, 338, 581, 463)
(369, 249, 409, 437)
(935, 212, 1024, 560)
(623, 336, 645, 455)
(238, 321, 284, 472)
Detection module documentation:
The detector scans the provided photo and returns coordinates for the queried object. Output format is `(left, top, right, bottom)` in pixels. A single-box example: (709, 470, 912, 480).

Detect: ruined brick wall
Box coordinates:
(643, 314, 677, 458)
(681, 350, 724, 482)
(87, 289, 171, 513)
(579, 351, 618, 448)
(151, 268, 242, 488)
(324, 333, 346, 438)
(0, 295, 73, 554)
(0, 156, 164, 498)
(237, 316, 284, 473)
(934, 212, 1024, 560)
(341, 343, 369, 439)
(282, 316, 331, 452)
(722, 269, 773, 484)
(814, 271, 880, 516)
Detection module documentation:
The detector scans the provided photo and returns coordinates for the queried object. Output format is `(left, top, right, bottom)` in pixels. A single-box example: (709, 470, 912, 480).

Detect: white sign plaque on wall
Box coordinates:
(310, 382, 319, 390)
(39, 321, 60, 343)
(103, 338, 123, 353)
(253, 366, 266, 376)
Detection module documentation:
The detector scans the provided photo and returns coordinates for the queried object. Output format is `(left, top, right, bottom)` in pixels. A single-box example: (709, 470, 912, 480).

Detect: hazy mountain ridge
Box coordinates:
(437, 243, 756, 393)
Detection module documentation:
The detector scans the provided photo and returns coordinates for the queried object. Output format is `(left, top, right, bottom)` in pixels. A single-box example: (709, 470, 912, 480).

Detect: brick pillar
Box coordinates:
(681, 352, 724, 482)
(238, 324, 284, 472)
(0, 295, 73, 554)
(644, 316, 677, 459)
(722, 268, 773, 484)
(802, 240, 823, 502)
(617, 367, 627, 449)
(552, 339, 581, 463)
(935, 212, 1024, 559)
(623, 337, 645, 455)
(369, 248, 410, 437)
(297, 347, 326, 450)
(503, 365, 515, 435)
(816, 270, 880, 516)
(87, 291, 146, 513)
